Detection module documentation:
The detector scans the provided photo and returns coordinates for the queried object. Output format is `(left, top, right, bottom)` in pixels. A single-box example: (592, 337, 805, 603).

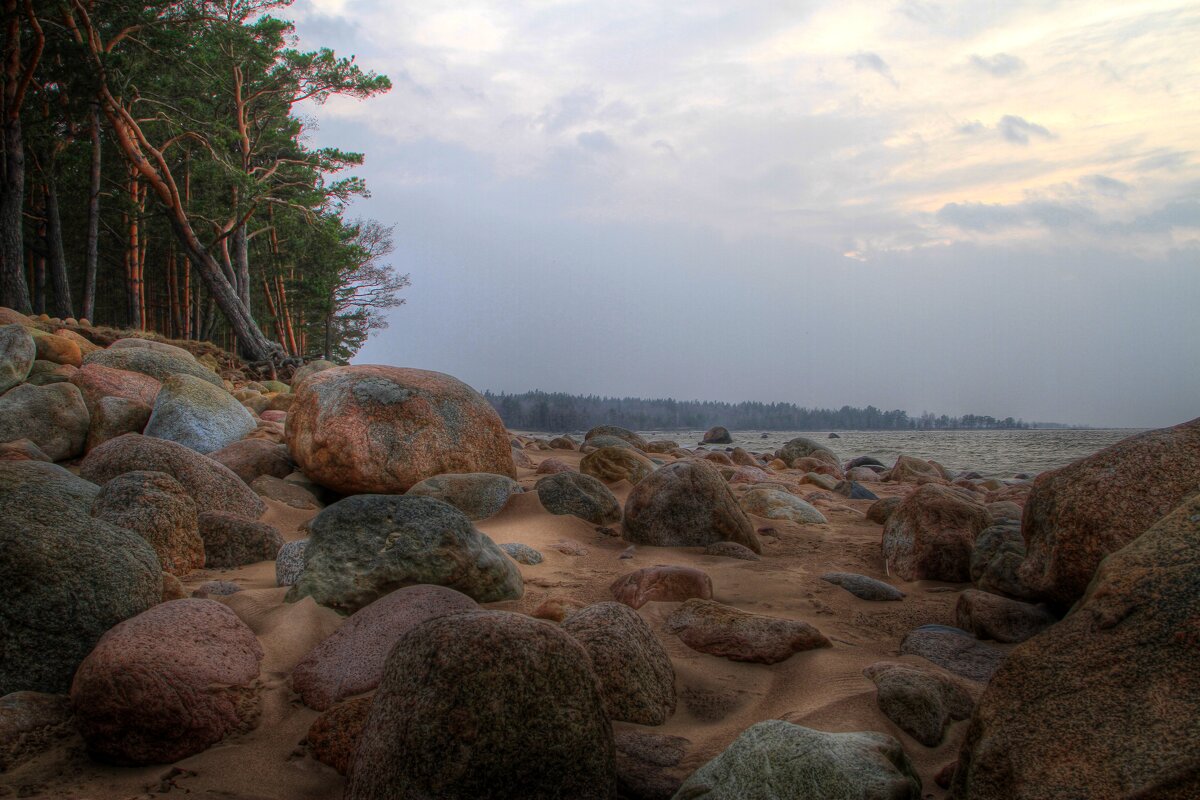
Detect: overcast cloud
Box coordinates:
(288, 0, 1199, 428)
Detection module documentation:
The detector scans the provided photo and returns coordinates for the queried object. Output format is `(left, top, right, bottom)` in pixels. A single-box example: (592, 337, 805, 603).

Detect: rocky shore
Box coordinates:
(1, 306, 1197, 799)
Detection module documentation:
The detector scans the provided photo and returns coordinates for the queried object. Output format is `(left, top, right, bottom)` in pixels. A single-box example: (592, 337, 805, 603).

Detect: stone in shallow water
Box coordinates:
(821, 572, 905, 601)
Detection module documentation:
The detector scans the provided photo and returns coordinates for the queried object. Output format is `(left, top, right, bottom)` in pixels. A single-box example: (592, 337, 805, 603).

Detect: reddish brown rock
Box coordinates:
(286, 365, 515, 494)
(535, 457, 575, 475)
(951, 492, 1200, 800)
(208, 438, 294, 485)
(623, 460, 761, 553)
(90, 471, 204, 576)
(69, 362, 161, 412)
(199, 511, 284, 568)
(1018, 417, 1200, 606)
(80, 434, 266, 519)
(664, 599, 830, 664)
(867, 496, 902, 525)
(561, 602, 676, 726)
(32, 332, 82, 367)
(260, 409, 288, 423)
(0, 438, 51, 462)
(532, 596, 586, 622)
(610, 565, 714, 610)
(70, 599, 263, 765)
(292, 585, 478, 711)
(728, 465, 773, 485)
(307, 694, 373, 775)
(882, 485, 991, 582)
(85, 396, 151, 452)
(702, 450, 734, 465)
(730, 447, 759, 467)
(888, 455, 943, 483)
(955, 589, 1056, 644)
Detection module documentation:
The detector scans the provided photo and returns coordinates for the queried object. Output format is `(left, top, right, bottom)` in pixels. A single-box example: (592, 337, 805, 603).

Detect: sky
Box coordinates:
(287, 0, 1199, 428)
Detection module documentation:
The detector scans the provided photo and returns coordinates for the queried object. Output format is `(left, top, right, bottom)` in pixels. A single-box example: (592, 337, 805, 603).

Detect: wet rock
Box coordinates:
(580, 445, 657, 484)
(701, 426, 733, 444)
(561, 602, 675, 725)
(624, 460, 760, 553)
(0, 381, 90, 461)
(0, 323, 35, 393)
(199, 511, 284, 568)
(882, 484, 991, 582)
(863, 661, 975, 747)
(664, 599, 830, 664)
(955, 589, 1056, 644)
(90, 470, 204, 576)
(293, 585, 478, 711)
(953, 491, 1200, 799)
(83, 344, 221, 387)
(900, 625, 1005, 682)
(500, 542, 543, 565)
(80, 434, 266, 519)
(703, 541, 761, 561)
(0, 461, 161, 695)
(70, 599, 263, 765)
(1018, 417, 1200, 607)
(405, 472, 522, 520)
(610, 566, 713, 609)
(286, 494, 523, 613)
(738, 486, 828, 525)
(208, 438, 294, 485)
(286, 365, 516, 494)
(345, 610, 616, 800)
(821, 572, 905, 601)
(536, 471, 622, 525)
(673, 720, 921, 799)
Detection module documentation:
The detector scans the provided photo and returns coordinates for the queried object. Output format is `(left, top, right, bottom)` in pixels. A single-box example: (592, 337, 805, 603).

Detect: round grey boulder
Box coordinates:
(0, 323, 35, 394)
(144, 374, 256, 454)
(405, 472, 522, 520)
(536, 471, 622, 525)
(0, 381, 90, 461)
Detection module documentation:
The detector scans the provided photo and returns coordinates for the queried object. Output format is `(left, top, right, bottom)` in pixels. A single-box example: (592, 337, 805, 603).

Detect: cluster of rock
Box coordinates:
(2, 304, 1197, 799)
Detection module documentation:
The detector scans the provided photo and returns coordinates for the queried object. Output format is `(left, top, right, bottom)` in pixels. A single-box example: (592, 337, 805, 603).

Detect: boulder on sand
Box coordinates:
(672, 720, 921, 800)
(208, 438, 294, 485)
(0, 461, 162, 695)
(584, 424, 648, 450)
(952, 491, 1200, 800)
(738, 487, 828, 525)
(144, 373, 257, 454)
(863, 661, 975, 747)
(0, 381, 90, 461)
(882, 484, 991, 582)
(198, 511, 284, 568)
(536, 471, 622, 525)
(560, 601, 676, 726)
(580, 445, 656, 485)
(954, 589, 1055, 644)
(292, 585, 478, 711)
(778, 436, 836, 467)
(70, 599, 263, 765)
(1018, 417, 1200, 607)
(286, 494, 523, 614)
(623, 460, 761, 553)
(664, 599, 829, 664)
(346, 610, 616, 800)
(80, 434, 266, 519)
(286, 365, 515, 494)
(90, 470, 204, 576)
(405, 472, 522, 520)
(610, 565, 713, 610)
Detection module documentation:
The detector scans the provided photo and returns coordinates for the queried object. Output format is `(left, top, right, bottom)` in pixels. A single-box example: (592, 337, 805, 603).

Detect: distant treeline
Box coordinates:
(484, 391, 1046, 432)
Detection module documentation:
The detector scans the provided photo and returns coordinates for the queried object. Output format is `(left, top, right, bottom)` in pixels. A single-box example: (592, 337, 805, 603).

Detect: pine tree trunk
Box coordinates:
(44, 165, 73, 319)
(0, 112, 28, 312)
(81, 103, 101, 322)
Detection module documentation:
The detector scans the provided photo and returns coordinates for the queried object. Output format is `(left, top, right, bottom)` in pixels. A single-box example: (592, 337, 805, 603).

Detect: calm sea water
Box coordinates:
(521, 428, 1141, 479)
(648, 429, 1140, 478)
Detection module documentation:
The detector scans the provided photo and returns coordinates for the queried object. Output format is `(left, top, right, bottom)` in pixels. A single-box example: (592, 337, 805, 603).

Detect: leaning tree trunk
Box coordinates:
(44, 166, 73, 319)
(0, 114, 29, 312)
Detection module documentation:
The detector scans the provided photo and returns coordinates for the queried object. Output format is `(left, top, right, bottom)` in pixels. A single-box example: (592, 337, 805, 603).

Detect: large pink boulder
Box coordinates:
(70, 362, 160, 412)
(70, 599, 263, 764)
(292, 585, 478, 711)
(285, 365, 515, 494)
(1018, 417, 1200, 606)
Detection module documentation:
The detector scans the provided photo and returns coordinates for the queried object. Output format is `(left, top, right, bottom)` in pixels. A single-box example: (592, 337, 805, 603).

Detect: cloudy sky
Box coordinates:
(288, 0, 1199, 428)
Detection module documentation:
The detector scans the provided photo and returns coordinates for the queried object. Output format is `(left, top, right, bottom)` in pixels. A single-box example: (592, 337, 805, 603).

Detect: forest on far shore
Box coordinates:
(1, 1, 405, 366)
(483, 390, 1070, 433)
